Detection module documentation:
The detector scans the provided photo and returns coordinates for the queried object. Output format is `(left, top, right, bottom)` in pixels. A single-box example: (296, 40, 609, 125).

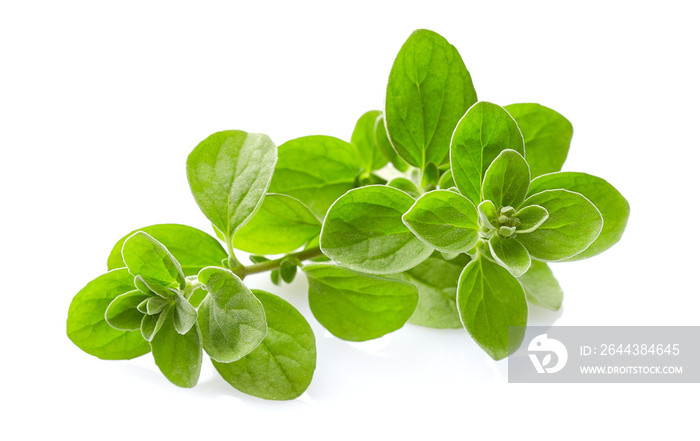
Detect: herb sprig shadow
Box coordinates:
(67, 29, 629, 399)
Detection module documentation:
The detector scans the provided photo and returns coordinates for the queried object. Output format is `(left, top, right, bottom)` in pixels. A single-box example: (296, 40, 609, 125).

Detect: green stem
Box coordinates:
(232, 246, 325, 280)
(225, 236, 242, 270)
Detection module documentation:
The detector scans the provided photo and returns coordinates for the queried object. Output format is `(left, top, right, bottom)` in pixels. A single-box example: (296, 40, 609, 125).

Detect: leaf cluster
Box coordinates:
(67, 29, 629, 399)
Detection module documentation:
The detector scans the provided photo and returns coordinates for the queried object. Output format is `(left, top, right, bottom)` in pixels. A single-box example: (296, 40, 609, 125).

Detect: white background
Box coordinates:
(2, 0, 698, 438)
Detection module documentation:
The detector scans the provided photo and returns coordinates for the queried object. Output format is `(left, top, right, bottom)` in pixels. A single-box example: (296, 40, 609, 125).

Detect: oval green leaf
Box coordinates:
(67, 269, 150, 360)
(517, 260, 563, 311)
(456, 254, 528, 360)
(105, 290, 148, 331)
(213, 290, 316, 401)
(385, 29, 477, 168)
(320, 185, 433, 274)
(402, 189, 480, 254)
(481, 149, 531, 209)
(488, 235, 531, 277)
(450, 102, 525, 205)
(352, 110, 388, 173)
(528, 172, 629, 260)
(504, 103, 573, 178)
(150, 312, 202, 388)
(197, 267, 267, 363)
(107, 224, 227, 277)
(304, 264, 419, 341)
(515, 205, 549, 233)
(268, 135, 361, 217)
(121, 231, 185, 289)
(186, 130, 277, 238)
(233, 194, 321, 255)
(517, 189, 603, 261)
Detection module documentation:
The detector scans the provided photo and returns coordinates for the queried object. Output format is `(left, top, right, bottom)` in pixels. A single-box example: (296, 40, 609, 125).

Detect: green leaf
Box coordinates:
(488, 235, 531, 277)
(450, 102, 525, 205)
(481, 149, 530, 209)
(233, 194, 321, 255)
(385, 29, 477, 168)
(402, 190, 480, 254)
(197, 267, 267, 363)
(304, 264, 419, 341)
(105, 290, 148, 331)
(186, 130, 277, 238)
(402, 252, 470, 329)
(107, 224, 227, 277)
(320, 185, 433, 274)
(504, 103, 573, 178)
(515, 205, 549, 233)
(150, 312, 203, 388)
(67, 269, 150, 360)
(268, 135, 362, 217)
(352, 110, 388, 172)
(517, 189, 603, 261)
(528, 172, 629, 260)
(387, 177, 421, 199)
(121, 232, 186, 290)
(456, 254, 527, 360)
(146, 296, 169, 315)
(478, 200, 497, 230)
(279, 258, 298, 284)
(173, 293, 197, 335)
(140, 304, 170, 342)
(518, 260, 563, 311)
(375, 114, 409, 172)
(213, 290, 316, 400)
(438, 169, 455, 190)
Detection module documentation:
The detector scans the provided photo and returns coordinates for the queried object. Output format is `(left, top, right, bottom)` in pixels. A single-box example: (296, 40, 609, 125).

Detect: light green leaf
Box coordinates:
(352, 110, 388, 172)
(388, 177, 421, 199)
(450, 102, 525, 205)
(518, 260, 563, 311)
(173, 293, 197, 335)
(402, 190, 480, 254)
(456, 254, 527, 360)
(517, 189, 603, 261)
(320, 185, 433, 274)
(140, 304, 170, 342)
(505, 103, 573, 178)
(213, 290, 316, 401)
(385, 29, 477, 168)
(107, 224, 227, 277)
(478, 200, 497, 230)
(105, 290, 148, 331)
(438, 169, 455, 189)
(150, 312, 202, 388)
(121, 232, 185, 290)
(402, 252, 470, 329)
(528, 172, 629, 260)
(375, 114, 409, 172)
(304, 264, 419, 341)
(67, 269, 150, 360)
(197, 267, 267, 363)
(515, 205, 549, 233)
(481, 149, 530, 209)
(233, 194, 321, 255)
(268, 135, 362, 217)
(186, 130, 277, 238)
(488, 235, 531, 277)
(146, 296, 169, 315)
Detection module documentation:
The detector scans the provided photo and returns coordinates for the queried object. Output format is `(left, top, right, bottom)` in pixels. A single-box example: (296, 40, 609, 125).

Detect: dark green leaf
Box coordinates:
(107, 224, 227, 277)
(528, 172, 629, 260)
(320, 185, 433, 274)
(268, 135, 361, 217)
(450, 102, 525, 205)
(67, 269, 150, 360)
(304, 264, 419, 341)
(197, 267, 267, 363)
(386, 29, 477, 168)
(186, 130, 277, 238)
(213, 290, 316, 400)
(150, 312, 203, 388)
(279, 258, 298, 284)
(457, 254, 527, 360)
(505, 103, 573, 178)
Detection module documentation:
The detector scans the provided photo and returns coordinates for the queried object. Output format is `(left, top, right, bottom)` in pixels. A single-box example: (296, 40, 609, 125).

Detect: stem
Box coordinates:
(232, 246, 325, 280)
(225, 236, 241, 270)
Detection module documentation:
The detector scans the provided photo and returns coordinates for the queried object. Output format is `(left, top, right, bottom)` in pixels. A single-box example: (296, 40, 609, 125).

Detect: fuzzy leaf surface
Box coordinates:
(517, 260, 563, 311)
(481, 149, 530, 209)
(150, 312, 202, 388)
(121, 232, 185, 289)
